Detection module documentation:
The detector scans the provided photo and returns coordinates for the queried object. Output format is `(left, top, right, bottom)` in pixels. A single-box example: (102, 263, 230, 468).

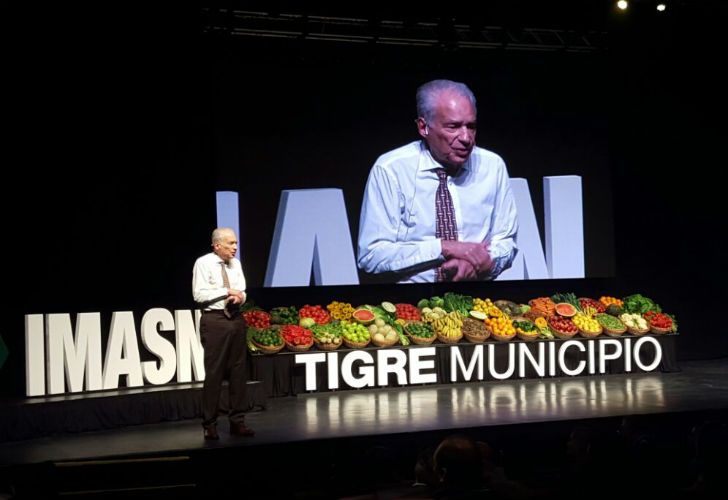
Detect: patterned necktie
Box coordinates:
(221, 262, 232, 318)
(435, 168, 458, 281)
(221, 262, 231, 289)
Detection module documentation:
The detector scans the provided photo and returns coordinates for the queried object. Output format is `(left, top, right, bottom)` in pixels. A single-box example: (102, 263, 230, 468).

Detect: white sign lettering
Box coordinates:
(24, 311, 666, 397)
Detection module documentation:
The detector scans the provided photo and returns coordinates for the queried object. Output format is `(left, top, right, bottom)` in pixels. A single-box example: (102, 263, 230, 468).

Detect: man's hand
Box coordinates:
(440, 258, 478, 281)
(227, 289, 245, 305)
(441, 240, 493, 275)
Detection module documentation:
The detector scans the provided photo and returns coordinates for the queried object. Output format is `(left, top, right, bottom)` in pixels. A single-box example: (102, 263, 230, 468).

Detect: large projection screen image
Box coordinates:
(205, 37, 613, 288)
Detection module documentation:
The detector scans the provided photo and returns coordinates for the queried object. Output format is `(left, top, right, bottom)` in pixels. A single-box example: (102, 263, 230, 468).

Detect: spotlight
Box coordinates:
(656, 3, 666, 12)
(617, 1, 628, 10)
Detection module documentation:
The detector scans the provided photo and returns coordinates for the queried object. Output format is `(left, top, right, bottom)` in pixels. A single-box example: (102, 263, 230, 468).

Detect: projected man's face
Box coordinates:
(420, 91, 477, 170)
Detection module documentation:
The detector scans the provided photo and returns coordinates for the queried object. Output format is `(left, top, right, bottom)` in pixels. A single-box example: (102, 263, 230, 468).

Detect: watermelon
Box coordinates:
(352, 308, 375, 325)
(555, 303, 577, 317)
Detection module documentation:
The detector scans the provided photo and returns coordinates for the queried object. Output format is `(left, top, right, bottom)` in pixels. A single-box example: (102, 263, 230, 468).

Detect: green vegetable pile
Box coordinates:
(270, 306, 299, 325)
(442, 292, 474, 316)
(596, 313, 625, 330)
(622, 294, 661, 315)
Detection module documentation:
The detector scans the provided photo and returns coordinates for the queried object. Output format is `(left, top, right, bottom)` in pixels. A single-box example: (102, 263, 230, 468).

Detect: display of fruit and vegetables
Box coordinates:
(619, 313, 648, 331)
(341, 320, 371, 344)
(327, 301, 354, 321)
(247, 290, 675, 354)
(280, 325, 313, 346)
(243, 310, 271, 329)
(405, 321, 435, 339)
(299, 304, 331, 325)
(432, 311, 464, 338)
(310, 323, 343, 346)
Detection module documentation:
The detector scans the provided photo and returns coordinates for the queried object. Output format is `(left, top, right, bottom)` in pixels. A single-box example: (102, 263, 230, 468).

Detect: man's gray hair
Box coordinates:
(211, 227, 234, 244)
(416, 79, 477, 123)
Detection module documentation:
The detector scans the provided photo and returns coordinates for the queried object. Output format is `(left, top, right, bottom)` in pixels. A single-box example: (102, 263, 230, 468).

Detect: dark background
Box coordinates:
(4, 0, 727, 397)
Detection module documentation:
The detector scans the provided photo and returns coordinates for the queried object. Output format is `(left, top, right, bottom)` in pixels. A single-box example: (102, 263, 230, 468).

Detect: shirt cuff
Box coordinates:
(426, 238, 444, 263)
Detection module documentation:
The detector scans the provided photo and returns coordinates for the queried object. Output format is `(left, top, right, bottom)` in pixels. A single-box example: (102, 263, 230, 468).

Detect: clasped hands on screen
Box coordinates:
(440, 240, 492, 281)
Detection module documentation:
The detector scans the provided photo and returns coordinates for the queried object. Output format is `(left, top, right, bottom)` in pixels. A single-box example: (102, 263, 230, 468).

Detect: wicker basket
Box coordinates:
(407, 333, 436, 345)
(285, 340, 314, 352)
(627, 325, 650, 336)
(603, 325, 627, 337)
(371, 334, 399, 347)
(404, 322, 436, 345)
(461, 318, 490, 343)
(342, 337, 370, 349)
(464, 330, 490, 343)
(314, 337, 342, 351)
(436, 331, 463, 344)
(650, 325, 672, 335)
(578, 326, 603, 338)
(512, 316, 538, 341)
(550, 327, 577, 340)
(491, 331, 517, 342)
(516, 330, 539, 342)
(251, 339, 285, 354)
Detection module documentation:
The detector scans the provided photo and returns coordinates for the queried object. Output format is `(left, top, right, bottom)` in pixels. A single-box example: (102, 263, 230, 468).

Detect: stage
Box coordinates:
(1, 358, 727, 498)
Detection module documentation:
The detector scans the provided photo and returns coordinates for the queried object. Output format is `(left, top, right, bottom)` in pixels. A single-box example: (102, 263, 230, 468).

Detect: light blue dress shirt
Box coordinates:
(357, 141, 518, 283)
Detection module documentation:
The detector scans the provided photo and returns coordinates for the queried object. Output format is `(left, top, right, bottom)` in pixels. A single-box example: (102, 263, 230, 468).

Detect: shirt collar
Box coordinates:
(213, 253, 230, 267)
(420, 140, 472, 175)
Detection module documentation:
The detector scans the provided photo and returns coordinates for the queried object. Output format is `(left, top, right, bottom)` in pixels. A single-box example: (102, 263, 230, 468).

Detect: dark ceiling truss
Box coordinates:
(201, 9, 606, 53)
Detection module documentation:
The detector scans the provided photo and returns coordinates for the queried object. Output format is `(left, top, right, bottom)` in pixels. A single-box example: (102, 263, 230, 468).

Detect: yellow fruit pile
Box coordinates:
(432, 312, 463, 338)
(485, 315, 515, 337)
(573, 313, 601, 333)
(473, 298, 503, 318)
(327, 301, 354, 321)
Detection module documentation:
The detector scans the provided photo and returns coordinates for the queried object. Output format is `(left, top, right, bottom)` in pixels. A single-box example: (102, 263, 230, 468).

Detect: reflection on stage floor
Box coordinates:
(1, 359, 726, 467)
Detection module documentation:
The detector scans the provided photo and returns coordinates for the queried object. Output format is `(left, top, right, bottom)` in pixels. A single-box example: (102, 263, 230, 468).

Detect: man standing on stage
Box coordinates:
(192, 227, 254, 439)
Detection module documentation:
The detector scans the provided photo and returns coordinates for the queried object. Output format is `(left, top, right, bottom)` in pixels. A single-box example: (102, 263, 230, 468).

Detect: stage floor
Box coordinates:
(2, 358, 727, 467)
